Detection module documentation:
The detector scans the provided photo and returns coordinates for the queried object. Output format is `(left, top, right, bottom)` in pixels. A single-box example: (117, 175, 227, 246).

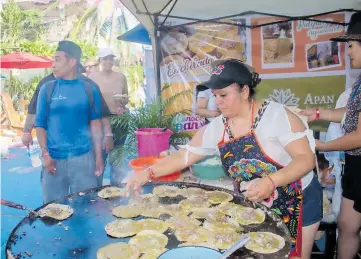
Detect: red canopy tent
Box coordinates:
(0, 52, 52, 69)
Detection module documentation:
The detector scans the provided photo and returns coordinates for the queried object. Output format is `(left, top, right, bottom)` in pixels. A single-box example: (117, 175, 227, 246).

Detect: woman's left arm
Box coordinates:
(245, 110, 315, 201)
(270, 111, 316, 188)
(317, 113, 361, 151)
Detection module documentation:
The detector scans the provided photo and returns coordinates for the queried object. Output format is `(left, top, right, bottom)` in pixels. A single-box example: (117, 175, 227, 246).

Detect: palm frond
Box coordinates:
(70, 7, 97, 40)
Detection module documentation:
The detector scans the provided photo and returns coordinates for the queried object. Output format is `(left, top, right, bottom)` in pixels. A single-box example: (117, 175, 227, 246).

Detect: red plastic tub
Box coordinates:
(129, 156, 181, 181)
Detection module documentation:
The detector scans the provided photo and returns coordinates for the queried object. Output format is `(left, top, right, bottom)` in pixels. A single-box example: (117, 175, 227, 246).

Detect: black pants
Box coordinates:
(342, 153, 361, 213)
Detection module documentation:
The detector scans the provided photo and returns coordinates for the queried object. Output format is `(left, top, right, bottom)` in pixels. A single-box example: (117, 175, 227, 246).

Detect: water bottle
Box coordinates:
(27, 145, 42, 167)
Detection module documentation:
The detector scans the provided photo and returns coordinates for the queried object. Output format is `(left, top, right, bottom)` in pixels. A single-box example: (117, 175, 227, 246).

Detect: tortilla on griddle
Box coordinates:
(233, 207, 266, 225)
(245, 232, 285, 254)
(130, 193, 159, 208)
(190, 207, 224, 221)
(203, 217, 243, 233)
(105, 219, 141, 238)
(217, 202, 245, 214)
(152, 185, 181, 198)
(168, 214, 202, 230)
(140, 206, 166, 218)
(207, 191, 233, 204)
(180, 187, 208, 198)
(162, 204, 190, 217)
(111, 204, 143, 218)
(129, 230, 168, 252)
(174, 227, 210, 243)
(179, 195, 211, 210)
(208, 232, 242, 250)
(140, 248, 168, 259)
(38, 203, 74, 220)
(98, 187, 127, 199)
(138, 218, 169, 233)
(96, 242, 140, 259)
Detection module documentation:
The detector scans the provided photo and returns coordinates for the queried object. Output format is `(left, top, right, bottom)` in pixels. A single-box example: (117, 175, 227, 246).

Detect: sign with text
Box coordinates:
(158, 14, 348, 132)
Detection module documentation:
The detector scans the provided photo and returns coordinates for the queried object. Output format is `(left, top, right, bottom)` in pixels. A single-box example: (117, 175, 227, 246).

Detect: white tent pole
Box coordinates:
(154, 13, 162, 98)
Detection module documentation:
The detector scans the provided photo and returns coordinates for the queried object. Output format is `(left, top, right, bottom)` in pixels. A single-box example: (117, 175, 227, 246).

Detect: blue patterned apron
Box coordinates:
(217, 101, 303, 257)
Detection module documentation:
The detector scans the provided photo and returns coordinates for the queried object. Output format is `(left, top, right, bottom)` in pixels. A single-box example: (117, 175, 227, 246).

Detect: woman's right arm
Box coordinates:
(319, 107, 346, 123)
(196, 98, 220, 118)
(301, 107, 345, 123)
(126, 126, 209, 192)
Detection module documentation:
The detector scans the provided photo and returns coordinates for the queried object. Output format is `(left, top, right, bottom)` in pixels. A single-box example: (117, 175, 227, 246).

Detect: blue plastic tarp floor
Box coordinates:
(0, 144, 112, 257)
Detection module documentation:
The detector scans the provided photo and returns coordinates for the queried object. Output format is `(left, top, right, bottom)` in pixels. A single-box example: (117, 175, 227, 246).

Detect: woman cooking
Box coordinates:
(127, 59, 322, 259)
(301, 12, 361, 259)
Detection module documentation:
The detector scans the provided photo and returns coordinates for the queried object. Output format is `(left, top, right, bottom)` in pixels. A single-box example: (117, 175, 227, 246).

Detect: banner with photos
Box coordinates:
(158, 14, 348, 133)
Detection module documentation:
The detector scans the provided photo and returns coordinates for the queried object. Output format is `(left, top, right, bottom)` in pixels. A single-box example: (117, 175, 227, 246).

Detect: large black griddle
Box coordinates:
(6, 182, 291, 259)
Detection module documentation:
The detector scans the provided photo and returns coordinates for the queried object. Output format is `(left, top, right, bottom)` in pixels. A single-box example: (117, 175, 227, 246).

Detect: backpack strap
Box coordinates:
(46, 80, 57, 119)
(83, 81, 94, 121)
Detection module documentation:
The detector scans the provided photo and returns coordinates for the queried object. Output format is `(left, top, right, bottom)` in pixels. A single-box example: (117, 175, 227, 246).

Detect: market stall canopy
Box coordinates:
(0, 52, 52, 69)
(119, 0, 361, 96)
(120, 0, 361, 34)
(117, 24, 151, 45)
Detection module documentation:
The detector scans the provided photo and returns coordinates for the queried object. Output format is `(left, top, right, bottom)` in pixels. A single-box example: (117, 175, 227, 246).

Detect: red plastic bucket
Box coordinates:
(135, 128, 173, 157)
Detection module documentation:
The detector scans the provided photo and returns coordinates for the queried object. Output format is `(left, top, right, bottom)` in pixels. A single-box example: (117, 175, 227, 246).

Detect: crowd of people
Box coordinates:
(18, 11, 361, 259)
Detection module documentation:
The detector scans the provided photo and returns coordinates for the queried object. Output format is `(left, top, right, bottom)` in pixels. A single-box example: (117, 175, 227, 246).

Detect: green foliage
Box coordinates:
(69, 7, 97, 41)
(1, 40, 56, 56)
(109, 86, 192, 166)
(1, 0, 44, 44)
(18, 40, 56, 57)
(5, 75, 43, 109)
(120, 65, 143, 94)
(75, 41, 98, 62)
(119, 65, 144, 107)
(1, 40, 98, 62)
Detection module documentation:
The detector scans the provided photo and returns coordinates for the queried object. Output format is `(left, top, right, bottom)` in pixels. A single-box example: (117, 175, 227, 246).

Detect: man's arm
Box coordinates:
(24, 80, 43, 133)
(23, 115, 35, 133)
(34, 85, 48, 148)
(90, 85, 105, 175)
(35, 84, 55, 173)
(22, 74, 54, 146)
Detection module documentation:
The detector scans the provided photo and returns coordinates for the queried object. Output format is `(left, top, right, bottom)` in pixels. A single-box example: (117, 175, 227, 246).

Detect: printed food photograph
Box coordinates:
(306, 41, 341, 71)
(159, 18, 248, 80)
(262, 21, 294, 67)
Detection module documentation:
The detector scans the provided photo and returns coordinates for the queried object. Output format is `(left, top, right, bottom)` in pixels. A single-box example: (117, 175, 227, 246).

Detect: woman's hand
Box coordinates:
(299, 108, 318, 122)
(126, 170, 151, 196)
(243, 177, 275, 202)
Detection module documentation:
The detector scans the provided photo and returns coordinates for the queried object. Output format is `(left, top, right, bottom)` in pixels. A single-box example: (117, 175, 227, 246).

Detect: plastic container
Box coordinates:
(129, 156, 181, 181)
(158, 246, 222, 259)
(27, 146, 42, 167)
(135, 128, 173, 157)
(190, 155, 226, 180)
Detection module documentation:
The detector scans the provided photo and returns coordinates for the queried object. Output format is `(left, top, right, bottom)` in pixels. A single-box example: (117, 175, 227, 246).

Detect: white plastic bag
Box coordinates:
(331, 162, 343, 217)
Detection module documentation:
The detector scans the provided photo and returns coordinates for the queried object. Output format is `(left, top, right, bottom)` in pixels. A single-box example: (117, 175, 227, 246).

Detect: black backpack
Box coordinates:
(45, 80, 94, 121)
